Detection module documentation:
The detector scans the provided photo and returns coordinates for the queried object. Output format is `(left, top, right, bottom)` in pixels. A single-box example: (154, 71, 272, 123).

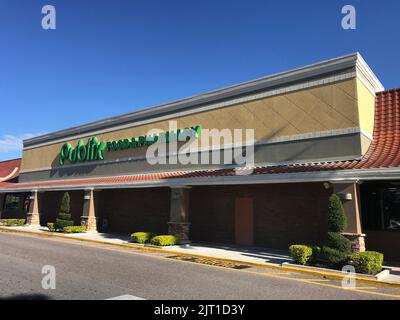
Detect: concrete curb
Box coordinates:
(1, 226, 400, 289)
(282, 262, 392, 282)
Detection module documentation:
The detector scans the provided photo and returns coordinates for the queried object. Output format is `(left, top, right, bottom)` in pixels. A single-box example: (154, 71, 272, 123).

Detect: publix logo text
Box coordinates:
(59, 126, 202, 166)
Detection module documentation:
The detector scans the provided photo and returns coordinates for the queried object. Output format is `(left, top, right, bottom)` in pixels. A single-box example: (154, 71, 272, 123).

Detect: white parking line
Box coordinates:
(106, 294, 146, 300)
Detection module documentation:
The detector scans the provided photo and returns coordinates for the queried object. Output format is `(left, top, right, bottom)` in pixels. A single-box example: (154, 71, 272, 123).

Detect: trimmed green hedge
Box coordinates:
(54, 192, 74, 231)
(131, 232, 155, 244)
(56, 218, 74, 229)
(351, 251, 384, 275)
(310, 245, 322, 262)
(328, 194, 347, 232)
(60, 192, 70, 214)
(322, 246, 350, 266)
(150, 235, 180, 246)
(0, 219, 26, 226)
(324, 194, 352, 267)
(289, 245, 313, 265)
(63, 226, 87, 233)
(57, 212, 72, 221)
(326, 232, 352, 253)
(47, 222, 56, 232)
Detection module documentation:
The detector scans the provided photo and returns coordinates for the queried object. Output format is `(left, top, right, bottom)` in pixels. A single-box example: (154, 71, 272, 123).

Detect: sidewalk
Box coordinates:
(169, 242, 292, 265)
(3, 225, 400, 285)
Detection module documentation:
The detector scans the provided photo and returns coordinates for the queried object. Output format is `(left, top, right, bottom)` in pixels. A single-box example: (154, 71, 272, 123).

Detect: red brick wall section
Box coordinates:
(97, 188, 171, 234)
(190, 183, 331, 249)
(189, 187, 236, 244)
(253, 184, 330, 249)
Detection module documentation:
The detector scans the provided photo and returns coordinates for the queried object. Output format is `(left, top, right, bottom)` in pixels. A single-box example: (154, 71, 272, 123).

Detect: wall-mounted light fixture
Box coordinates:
(337, 193, 352, 201)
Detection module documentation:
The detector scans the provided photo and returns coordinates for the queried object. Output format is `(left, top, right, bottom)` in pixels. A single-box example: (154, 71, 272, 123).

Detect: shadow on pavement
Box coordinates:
(0, 293, 51, 300)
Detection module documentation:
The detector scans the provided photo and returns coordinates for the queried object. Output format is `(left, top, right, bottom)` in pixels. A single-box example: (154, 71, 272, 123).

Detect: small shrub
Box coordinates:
(60, 192, 71, 214)
(323, 194, 352, 268)
(328, 194, 347, 232)
(63, 226, 87, 233)
(310, 245, 322, 262)
(323, 246, 350, 267)
(131, 232, 155, 244)
(54, 192, 74, 230)
(47, 223, 56, 232)
(351, 251, 384, 275)
(57, 212, 72, 221)
(150, 235, 180, 246)
(0, 219, 26, 226)
(56, 218, 74, 229)
(16, 219, 26, 226)
(289, 245, 313, 265)
(326, 232, 352, 253)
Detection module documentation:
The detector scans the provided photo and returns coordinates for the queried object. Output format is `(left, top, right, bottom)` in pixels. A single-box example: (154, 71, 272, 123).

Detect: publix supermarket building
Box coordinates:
(1, 53, 400, 261)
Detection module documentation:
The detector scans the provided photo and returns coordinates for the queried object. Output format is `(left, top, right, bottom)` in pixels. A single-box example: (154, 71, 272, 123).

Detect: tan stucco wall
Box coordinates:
(356, 78, 376, 137)
(21, 77, 371, 172)
(333, 183, 363, 234)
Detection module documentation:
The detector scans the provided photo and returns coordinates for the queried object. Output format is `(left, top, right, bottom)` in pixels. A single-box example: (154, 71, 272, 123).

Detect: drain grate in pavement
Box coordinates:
(167, 255, 251, 269)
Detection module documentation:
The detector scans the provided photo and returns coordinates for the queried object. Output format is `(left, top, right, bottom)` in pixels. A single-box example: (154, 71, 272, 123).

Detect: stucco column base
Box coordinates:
(81, 189, 97, 233)
(26, 212, 40, 226)
(80, 215, 98, 233)
(342, 233, 366, 253)
(168, 187, 191, 244)
(168, 222, 191, 244)
(26, 190, 40, 226)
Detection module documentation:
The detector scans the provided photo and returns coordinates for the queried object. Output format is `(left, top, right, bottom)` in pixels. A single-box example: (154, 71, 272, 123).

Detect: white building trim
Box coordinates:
(3, 167, 400, 193)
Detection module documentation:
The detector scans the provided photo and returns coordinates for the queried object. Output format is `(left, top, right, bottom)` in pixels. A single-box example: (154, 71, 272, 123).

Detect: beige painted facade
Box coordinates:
(21, 77, 375, 174)
(356, 78, 376, 137)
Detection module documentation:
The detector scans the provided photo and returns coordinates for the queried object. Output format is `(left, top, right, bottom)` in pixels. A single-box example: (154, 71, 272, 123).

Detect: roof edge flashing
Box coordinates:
(355, 53, 385, 94)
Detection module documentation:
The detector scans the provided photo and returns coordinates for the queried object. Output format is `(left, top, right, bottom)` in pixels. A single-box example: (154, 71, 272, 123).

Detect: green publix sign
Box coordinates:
(59, 125, 202, 166)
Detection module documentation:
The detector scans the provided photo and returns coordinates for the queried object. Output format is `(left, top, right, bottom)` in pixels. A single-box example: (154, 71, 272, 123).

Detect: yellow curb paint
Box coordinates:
(300, 279, 332, 282)
(279, 265, 399, 289)
(266, 272, 292, 275)
(1, 227, 400, 292)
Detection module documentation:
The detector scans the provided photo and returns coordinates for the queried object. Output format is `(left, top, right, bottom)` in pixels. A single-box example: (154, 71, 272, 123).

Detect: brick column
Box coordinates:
(168, 187, 190, 244)
(81, 189, 97, 232)
(0, 193, 5, 219)
(26, 190, 40, 226)
(332, 182, 366, 252)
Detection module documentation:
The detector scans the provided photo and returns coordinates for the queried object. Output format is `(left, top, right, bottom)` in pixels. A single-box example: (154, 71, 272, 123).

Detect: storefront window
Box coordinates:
(382, 188, 400, 230)
(361, 183, 400, 231)
(4, 194, 21, 213)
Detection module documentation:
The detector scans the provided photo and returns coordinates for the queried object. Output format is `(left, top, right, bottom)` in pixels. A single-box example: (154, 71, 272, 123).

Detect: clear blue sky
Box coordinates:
(1, 0, 399, 161)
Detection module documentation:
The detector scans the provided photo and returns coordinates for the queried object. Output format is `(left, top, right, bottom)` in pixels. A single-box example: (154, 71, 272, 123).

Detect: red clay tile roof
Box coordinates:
(0, 158, 21, 183)
(0, 88, 399, 190)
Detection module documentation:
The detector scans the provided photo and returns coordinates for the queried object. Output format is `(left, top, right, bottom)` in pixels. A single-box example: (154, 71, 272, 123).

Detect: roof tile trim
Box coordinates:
(0, 159, 21, 183)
